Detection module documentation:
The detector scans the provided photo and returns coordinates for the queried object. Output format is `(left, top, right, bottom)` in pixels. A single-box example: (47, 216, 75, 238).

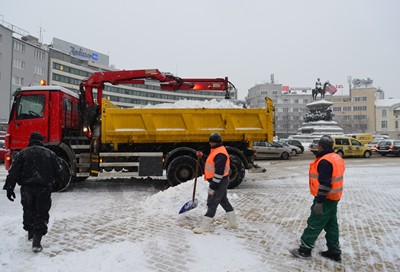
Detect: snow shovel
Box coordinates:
(179, 155, 201, 214)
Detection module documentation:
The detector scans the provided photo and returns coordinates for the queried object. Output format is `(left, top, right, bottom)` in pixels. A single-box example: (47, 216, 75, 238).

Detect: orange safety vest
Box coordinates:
(204, 146, 230, 180)
(309, 152, 345, 201)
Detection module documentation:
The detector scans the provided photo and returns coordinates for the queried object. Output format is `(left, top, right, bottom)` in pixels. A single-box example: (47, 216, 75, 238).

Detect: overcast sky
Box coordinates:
(2, 0, 399, 99)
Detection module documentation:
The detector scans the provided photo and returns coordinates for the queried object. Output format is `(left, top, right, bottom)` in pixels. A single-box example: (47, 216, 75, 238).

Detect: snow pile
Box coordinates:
(142, 178, 209, 215)
(140, 98, 244, 109)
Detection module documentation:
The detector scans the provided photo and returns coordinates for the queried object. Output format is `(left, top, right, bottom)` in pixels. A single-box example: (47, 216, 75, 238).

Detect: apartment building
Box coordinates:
(0, 20, 231, 122)
(0, 22, 48, 123)
(375, 98, 400, 139)
(246, 83, 388, 138)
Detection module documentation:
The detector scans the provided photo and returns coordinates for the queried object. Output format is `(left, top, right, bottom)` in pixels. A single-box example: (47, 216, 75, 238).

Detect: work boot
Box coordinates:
(320, 250, 341, 262)
(224, 211, 238, 229)
(193, 216, 213, 234)
(32, 234, 43, 253)
(289, 248, 312, 260)
(28, 231, 34, 241)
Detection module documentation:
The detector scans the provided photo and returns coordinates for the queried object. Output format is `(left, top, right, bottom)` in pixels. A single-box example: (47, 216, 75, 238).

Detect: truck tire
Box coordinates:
(228, 154, 245, 189)
(53, 157, 72, 192)
(166, 155, 198, 186)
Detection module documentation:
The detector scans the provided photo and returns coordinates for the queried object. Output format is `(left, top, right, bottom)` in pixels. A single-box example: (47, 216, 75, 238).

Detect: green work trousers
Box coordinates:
(300, 199, 341, 254)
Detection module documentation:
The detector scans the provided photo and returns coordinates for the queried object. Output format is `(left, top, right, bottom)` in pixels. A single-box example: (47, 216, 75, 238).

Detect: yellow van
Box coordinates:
(344, 133, 373, 145)
(332, 136, 372, 158)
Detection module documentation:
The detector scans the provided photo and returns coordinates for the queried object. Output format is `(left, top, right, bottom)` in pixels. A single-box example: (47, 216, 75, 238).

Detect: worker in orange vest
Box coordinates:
(193, 132, 237, 234)
(290, 135, 345, 262)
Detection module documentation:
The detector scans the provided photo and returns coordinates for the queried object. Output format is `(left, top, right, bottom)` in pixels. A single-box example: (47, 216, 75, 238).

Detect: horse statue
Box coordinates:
(312, 81, 331, 100)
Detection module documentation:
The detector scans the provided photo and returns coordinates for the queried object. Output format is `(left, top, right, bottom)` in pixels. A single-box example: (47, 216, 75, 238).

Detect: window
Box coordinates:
(34, 66, 45, 75)
(381, 120, 388, 129)
(12, 76, 24, 86)
(13, 59, 26, 70)
(382, 110, 387, 117)
(333, 107, 342, 112)
(353, 106, 367, 111)
(16, 95, 45, 119)
(343, 107, 351, 111)
(14, 41, 25, 52)
(34, 49, 46, 59)
(396, 120, 398, 129)
(353, 97, 367, 102)
(353, 115, 367, 120)
(351, 139, 362, 146)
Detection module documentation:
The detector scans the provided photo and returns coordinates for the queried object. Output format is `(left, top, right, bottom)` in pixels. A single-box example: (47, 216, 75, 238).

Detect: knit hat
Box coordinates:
(318, 135, 333, 149)
(209, 132, 222, 144)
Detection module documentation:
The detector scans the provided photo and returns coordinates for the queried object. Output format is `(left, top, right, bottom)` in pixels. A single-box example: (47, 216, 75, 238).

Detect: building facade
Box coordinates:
(246, 82, 392, 139)
(0, 22, 49, 123)
(0, 20, 231, 123)
(375, 99, 400, 139)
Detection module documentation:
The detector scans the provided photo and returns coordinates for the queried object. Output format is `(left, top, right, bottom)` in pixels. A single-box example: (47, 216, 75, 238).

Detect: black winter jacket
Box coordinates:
(3, 141, 62, 191)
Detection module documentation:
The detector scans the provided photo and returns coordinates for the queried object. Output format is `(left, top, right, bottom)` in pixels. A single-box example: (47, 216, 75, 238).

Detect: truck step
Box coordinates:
(100, 162, 139, 167)
(70, 145, 91, 150)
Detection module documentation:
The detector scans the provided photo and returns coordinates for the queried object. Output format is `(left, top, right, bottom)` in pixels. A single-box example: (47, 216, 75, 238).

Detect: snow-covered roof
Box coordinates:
(375, 98, 400, 108)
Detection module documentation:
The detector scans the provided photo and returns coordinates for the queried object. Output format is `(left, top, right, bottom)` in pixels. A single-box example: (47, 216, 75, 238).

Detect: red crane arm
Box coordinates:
(80, 69, 229, 107)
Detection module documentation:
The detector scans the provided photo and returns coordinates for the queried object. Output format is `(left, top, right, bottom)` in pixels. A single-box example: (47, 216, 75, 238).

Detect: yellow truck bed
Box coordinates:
(101, 98, 274, 146)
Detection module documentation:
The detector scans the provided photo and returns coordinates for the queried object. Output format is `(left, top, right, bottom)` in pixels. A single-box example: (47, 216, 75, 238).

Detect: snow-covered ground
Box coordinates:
(1, 155, 400, 272)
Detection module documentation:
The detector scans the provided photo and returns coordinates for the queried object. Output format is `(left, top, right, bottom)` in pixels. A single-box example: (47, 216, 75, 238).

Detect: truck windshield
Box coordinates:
(16, 94, 45, 119)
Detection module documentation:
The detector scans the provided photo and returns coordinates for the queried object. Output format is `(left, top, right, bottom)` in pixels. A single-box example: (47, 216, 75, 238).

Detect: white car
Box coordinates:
(253, 141, 292, 160)
(276, 141, 302, 155)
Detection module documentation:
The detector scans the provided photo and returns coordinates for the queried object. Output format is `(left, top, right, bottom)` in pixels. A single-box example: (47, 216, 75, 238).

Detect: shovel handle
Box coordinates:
(192, 155, 201, 202)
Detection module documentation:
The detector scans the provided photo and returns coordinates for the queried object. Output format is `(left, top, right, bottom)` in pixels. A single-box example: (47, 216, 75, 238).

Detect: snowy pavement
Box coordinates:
(1, 154, 400, 272)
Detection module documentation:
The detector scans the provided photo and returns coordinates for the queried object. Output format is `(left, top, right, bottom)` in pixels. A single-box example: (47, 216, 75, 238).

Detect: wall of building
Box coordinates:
(327, 88, 377, 134)
(246, 83, 383, 139)
(0, 22, 229, 123)
(0, 25, 13, 123)
(376, 99, 400, 139)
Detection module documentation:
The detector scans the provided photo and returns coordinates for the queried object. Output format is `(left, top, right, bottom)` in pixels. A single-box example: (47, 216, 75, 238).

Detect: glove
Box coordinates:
(208, 188, 215, 196)
(313, 202, 323, 215)
(196, 151, 203, 158)
(6, 189, 16, 202)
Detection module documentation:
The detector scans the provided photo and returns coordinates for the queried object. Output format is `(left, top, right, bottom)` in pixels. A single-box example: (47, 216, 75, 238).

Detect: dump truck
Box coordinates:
(4, 69, 274, 191)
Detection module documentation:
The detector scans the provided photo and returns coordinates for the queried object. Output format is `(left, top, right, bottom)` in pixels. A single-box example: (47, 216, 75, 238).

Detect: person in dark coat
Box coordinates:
(3, 132, 63, 253)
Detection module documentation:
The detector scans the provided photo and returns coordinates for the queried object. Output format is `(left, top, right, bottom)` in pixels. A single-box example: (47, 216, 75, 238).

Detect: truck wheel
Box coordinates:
(53, 157, 72, 192)
(167, 155, 198, 186)
(227, 154, 245, 189)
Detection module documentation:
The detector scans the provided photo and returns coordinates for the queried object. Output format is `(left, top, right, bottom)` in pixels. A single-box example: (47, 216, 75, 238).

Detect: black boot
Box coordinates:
(28, 231, 34, 241)
(32, 234, 43, 253)
(289, 248, 312, 260)
(320, 250, 341, 262)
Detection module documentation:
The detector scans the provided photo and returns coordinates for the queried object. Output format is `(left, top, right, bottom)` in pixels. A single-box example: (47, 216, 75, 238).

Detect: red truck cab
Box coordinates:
(5, 86, 80, 169)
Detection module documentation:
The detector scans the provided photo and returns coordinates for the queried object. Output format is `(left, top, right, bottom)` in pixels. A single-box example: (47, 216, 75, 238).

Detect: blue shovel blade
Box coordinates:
(179, 199, 199, 214)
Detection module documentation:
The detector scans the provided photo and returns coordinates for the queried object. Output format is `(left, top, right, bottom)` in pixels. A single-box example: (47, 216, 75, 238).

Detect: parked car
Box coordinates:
(331, 136, 372, 158)
(376, 139, 400, 157)
(366, 140, 380, 152)
(0, 140, 6, 164)
(280, 139, 305, 153)
(344, 133, 374, 145)
(309, 139, 320, 155)
(276, 141, 301, 155)
(253, 141, 292, 160)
